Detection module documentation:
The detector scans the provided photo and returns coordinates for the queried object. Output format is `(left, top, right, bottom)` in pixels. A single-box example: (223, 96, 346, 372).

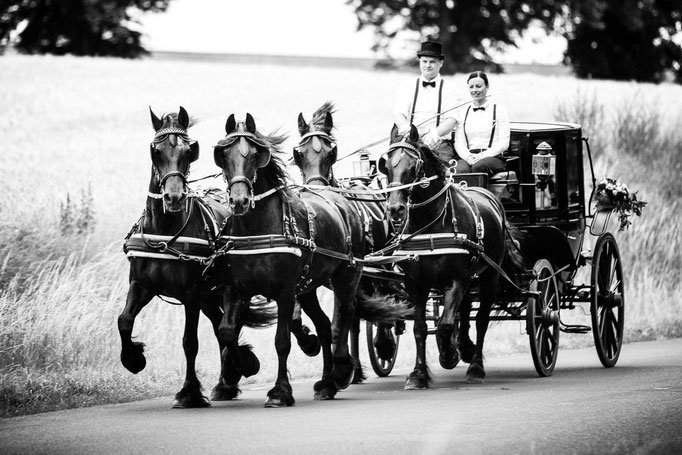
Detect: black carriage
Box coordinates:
(357, 121, 625, 377)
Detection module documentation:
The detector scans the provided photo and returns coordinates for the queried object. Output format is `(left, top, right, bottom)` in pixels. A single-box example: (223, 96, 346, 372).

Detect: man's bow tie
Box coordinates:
(422, 81, 436, 88)
(473, 106, 486, 112)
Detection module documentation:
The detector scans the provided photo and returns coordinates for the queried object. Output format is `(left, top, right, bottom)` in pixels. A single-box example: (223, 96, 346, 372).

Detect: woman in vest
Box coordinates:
(453, 71, 510, 175)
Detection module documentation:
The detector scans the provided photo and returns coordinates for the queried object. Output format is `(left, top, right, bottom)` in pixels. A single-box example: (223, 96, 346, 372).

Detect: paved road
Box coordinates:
(2, 339, 681, 455)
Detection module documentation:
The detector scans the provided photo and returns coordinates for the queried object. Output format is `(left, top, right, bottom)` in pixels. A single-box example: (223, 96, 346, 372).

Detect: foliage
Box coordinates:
(347, 0, 565, 74)
(0, 0, 171, 58)
(554, 87, 606, 155)
(563, 0, 682, 83)
(347, 0, 682, 82)
(60, 184, 96, 236)
(594, 177, 647, 231)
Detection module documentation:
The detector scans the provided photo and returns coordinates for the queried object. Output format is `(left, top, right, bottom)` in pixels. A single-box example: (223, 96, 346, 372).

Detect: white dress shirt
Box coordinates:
(454, 100, 510, 159)
(393, 75, 465, 138)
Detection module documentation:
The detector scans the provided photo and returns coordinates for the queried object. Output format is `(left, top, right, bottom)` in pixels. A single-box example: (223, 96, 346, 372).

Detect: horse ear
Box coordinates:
(298, 113, 309, 135)
(409, 124, 420, 142)
(390, 124, 400, 143)
(150, 106, 163, 132)
(245, 113, 256, 133)
(178, 106, 189, 130)
(225, 114, 236, 133)
(323, 112, 333, 134)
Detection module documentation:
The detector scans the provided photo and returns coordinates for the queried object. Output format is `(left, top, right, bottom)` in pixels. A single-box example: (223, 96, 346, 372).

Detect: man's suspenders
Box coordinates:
(409, 78, 444, 127)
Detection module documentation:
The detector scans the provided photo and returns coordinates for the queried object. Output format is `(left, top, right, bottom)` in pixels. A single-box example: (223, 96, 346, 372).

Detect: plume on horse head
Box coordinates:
(298, 101, 336, 137)
(149, 106, 196, 132)
(217, 113, 294, 200)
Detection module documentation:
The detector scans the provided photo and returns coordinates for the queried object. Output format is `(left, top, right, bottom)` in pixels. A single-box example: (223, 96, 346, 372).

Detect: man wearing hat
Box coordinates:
(392, 40, 465, 163)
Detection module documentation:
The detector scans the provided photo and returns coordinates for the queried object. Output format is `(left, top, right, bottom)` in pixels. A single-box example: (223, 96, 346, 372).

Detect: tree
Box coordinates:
(347, 0, 566, 74)
(0, 0, 171, 58)
(562, 0, 682, 83)
(347, 0, 682, 83)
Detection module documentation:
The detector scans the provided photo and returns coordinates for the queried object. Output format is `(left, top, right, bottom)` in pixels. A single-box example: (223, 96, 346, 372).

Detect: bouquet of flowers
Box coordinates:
(594, 177, 647, 231)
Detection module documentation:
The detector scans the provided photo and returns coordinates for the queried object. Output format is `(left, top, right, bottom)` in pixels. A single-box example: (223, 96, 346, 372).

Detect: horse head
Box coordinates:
(294, 101, 337, 185)
(148, 106, 199, 213)
(213, 113, 273, 215)
(379, 124, 428, 224)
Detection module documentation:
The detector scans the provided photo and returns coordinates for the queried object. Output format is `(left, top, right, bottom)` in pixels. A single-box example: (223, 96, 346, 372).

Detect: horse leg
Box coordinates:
(297, 292, 335, 399)
(329, 276, 359, 391)
(436, 282, 465, 370)
(265, 293, 296, 408)
(350, 316, 366, 384)
(291, 299, 321, 357)
(466, 270, 499, 384)
(201, 295, 241, 401)
(218, 289, 260, 391)
(118, 280, 154, 374)
(405, 286, 430, 390)
(173, 302, 210, 408)
(457, 295, 476, 364)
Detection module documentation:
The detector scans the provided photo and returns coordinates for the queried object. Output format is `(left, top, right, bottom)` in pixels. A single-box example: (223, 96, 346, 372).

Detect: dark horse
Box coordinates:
(294, 102, 406, 382)
(380, 124, 511, 387)
(120, 106, 272, 408)
(212, 113, 365, 406)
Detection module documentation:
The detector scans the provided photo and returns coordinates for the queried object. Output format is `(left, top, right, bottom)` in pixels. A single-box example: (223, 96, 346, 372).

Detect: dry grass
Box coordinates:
(1, 54, 681, 416)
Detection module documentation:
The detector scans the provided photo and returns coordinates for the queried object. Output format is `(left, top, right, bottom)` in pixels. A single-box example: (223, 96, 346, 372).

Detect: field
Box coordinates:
(1, 54, 681, 416)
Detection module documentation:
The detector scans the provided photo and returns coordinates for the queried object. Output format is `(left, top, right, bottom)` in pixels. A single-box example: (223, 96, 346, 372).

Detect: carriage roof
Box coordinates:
(510, 121, 581, 133)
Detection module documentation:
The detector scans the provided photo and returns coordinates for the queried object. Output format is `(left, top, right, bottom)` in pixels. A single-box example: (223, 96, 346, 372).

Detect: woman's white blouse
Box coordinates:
(454, 101, 510, 159)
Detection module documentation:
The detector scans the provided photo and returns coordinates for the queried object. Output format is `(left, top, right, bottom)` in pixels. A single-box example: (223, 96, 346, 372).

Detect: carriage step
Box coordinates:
(560, 323, 591, 334)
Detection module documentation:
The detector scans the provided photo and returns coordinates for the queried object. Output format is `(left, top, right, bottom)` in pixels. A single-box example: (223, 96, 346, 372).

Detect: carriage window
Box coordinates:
(565, 132, 581, 205)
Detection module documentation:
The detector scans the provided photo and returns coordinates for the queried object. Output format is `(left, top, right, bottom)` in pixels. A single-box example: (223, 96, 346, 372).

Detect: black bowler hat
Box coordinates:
(417, 41, 444, 59)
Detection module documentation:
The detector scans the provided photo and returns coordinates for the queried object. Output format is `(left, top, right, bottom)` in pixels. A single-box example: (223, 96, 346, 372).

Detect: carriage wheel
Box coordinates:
(590, 233, 625, 368)
(366, 321, 400, 377)
(526, 259, 560, 377)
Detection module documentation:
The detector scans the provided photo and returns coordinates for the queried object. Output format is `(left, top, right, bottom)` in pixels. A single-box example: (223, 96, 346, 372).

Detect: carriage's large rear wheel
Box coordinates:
(366, 321, 400, 377)
(526, 259, 560, 377)
(590, 233, 624, 368)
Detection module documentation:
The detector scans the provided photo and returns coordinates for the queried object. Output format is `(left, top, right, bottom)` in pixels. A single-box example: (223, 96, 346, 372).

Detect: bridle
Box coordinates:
(294, 130, 337, 186)
(213, 123, 272, 204)
(149, 126, 199, 199)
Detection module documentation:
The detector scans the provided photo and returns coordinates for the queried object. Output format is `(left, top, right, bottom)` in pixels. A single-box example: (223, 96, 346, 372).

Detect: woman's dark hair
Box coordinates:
(467, 71, 489, 87)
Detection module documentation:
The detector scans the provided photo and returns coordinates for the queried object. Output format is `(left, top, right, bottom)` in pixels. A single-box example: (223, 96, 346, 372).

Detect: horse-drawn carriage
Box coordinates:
(121, 105, 628, 408)
(354, 120, 624, 379)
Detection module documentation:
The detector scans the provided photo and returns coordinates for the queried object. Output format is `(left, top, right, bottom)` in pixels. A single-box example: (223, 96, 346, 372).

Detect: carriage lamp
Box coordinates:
(532, 141, 556, 181)
(353, 150, 376, 177)
(532, 141, 556, 209)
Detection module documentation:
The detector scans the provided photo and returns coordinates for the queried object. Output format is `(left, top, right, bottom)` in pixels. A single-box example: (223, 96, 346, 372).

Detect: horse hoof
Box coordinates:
(351, 368, 367, 384)
(264, 396, 295, 408)
(121, 344, 146, 374)
(466, 363, 485, 384)
(298, 332, 321, 357)
(405, 370, 429, 390)
(459, 340, 476, 364)
(314, 379, 338, 400)
(240, 350, 261, 378)
(439, 351, 460, 370)
(172, 393, 211, 409)
(333, 360, 354, 390)
(210, 383, 241, 401)
(404, 377, 428, 390)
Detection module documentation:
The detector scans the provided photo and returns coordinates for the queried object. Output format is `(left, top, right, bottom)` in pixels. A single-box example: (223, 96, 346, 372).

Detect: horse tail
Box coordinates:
(354, 284, 413, 323)
(242, 298, 278, 328)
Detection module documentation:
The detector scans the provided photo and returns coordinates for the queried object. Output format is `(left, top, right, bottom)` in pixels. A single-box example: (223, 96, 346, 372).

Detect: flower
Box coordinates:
(594, 177, 647, 231)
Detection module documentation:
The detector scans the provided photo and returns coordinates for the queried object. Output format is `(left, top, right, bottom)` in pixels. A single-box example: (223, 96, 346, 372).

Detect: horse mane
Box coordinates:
(253, 129, 296, 201)
(419, 143, 447, 180)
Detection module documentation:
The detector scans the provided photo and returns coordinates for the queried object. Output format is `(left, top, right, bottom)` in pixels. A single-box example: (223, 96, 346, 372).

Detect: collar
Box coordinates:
(471, 100, 490, 110)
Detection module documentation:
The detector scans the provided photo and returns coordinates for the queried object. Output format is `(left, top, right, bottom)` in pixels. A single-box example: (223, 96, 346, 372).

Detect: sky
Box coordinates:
(137, 0, 565, 64)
